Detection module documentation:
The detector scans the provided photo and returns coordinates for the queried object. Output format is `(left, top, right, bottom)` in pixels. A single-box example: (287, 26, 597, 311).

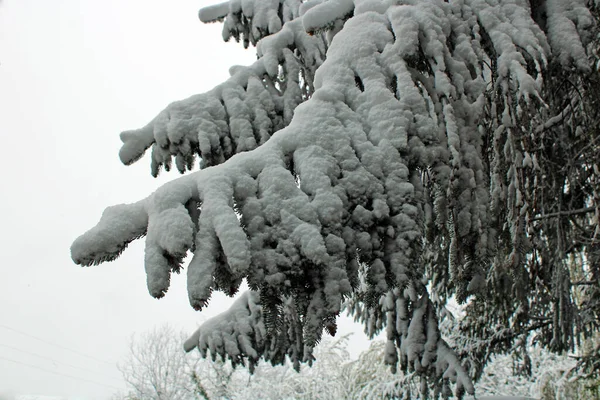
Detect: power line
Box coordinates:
(0, 323, 115, 366)
(0, 343, 122, 382)
(0, 356, 122, 391)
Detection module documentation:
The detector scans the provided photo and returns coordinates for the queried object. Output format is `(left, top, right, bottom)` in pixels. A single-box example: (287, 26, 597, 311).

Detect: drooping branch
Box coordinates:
(119, 13, 327, 177)
(529, 206, 597, 222)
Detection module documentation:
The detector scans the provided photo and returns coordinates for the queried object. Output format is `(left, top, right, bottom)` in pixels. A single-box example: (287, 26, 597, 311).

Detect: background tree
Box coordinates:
(116, 325, 354, 400)
(233, 334, 352, 399)
(117, 325, 205, 400)
(117, 324, 245, 400)
(117, 324, 598, 399)
(72, 0, 600, 397)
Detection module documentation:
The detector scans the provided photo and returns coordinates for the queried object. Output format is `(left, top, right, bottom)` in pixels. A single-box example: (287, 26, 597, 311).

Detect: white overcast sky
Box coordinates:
(0, 1, 371, 398)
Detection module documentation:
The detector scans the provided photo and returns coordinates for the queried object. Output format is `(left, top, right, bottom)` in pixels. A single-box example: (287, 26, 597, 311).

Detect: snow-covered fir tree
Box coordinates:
(72, 0, 600, 397)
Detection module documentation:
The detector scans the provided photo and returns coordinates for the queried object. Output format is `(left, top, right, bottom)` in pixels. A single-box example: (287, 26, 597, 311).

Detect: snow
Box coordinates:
(70, 202, 148, 267)
(198, 2, 229, 23)
(301, 0, 354, 35)
(546, 0, 592, 70)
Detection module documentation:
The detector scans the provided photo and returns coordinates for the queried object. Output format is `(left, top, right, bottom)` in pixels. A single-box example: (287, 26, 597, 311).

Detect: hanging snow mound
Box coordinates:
(200, 0, 304, 47)
(71, 202, 148, 266)
(545, 0, 594, 70)
(302, 0, 354, 35)
(198, 2, 229, 23)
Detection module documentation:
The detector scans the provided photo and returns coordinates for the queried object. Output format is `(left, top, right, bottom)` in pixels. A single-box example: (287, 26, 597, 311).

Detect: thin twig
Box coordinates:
(535, 97, 579, 134)
(530, 206, 596, 222)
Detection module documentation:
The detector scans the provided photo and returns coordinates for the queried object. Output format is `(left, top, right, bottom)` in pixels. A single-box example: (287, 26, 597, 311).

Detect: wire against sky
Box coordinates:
(0, 324, 116, 366)
(0, 343, 122, 382)
(0, 356, 122, 391)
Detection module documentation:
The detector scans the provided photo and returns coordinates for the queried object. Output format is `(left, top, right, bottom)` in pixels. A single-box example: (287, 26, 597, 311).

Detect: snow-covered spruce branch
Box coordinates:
(183, 291, 308, 373)
(199, 0, 307, 48)
(183, 292, 267, 370)
(72, 0, 600, 397)
(74, 4, 479, 392)
(119, 16, 327, 177)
